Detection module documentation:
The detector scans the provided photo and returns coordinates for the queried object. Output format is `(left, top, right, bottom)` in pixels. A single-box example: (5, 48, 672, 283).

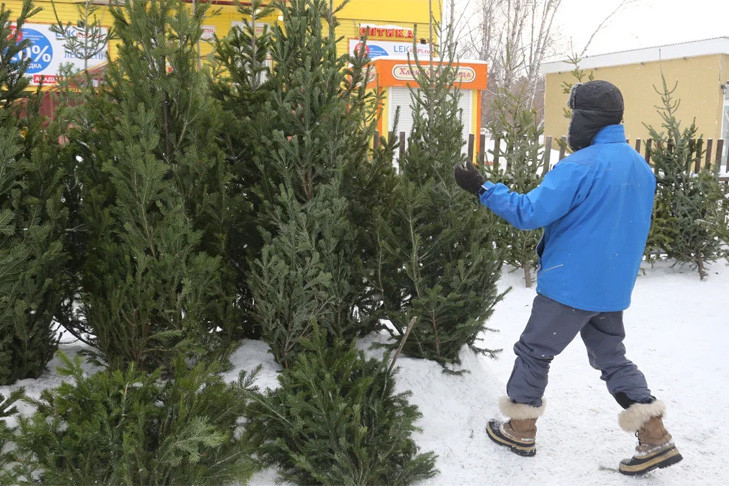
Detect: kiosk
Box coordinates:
(365, 57, 488, 160)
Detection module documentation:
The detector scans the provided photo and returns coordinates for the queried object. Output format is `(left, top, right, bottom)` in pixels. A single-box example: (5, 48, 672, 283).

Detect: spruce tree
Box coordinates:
(223, 0, 396, 364)
(77, 105, 228, 371)
(49, 0, 113, 76)
(645, 75, 729, 279)
(376, 23, 503, 367)
(57, 0, 240, 368)
(486, 84, 545, 287)
(249, 181, 365, 368)
(13, 353, 254, 485)
(0, 0, 68, 384)
(244, 325, 438, 485)
(210, 0, 276, 337)
(111, 0, 237, 334)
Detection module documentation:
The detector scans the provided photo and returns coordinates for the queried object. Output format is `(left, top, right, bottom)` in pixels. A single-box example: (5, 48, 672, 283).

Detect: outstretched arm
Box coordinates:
(478, 162, 591, 230)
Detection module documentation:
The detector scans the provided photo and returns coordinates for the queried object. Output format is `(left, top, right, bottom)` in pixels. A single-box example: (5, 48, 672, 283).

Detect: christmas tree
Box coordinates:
(244, 325, 438, 485)
(60, 0, 237, 369)
(13, 353, 254, 484)
(210, 0, 276, 338)
(645, 75, 729, 279)
(222, 0, 395, 365)
(486, 83, 545, 288)
(376, 21, 504, 367)
(0, 0, 68, 384)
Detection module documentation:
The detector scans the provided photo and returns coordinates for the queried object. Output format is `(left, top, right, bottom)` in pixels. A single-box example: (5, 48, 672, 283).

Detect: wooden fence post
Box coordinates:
(645, 139, 653, 167)
(559, 136, 567, 160)
(634, 138, 642, 154)
(493, 136, 501, 171)
(543, 136, 552, 174)
(478, 134, 486, 166)
(694, 139, 703, 173)
(399, 131, 406, 159)
(715, 139, 724, 172)
(704, 139, 713, 170)
(468, 134, 475, 163)
(373, 130, 380, 151)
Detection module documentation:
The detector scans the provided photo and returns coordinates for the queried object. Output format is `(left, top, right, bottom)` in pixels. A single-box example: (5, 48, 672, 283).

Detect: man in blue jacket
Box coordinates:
(454, 80, 681, 475)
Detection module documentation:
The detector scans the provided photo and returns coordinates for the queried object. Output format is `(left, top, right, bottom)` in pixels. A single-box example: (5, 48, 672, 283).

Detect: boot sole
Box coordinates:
(619, 446, 683, 476)
(486, 421, 536, 457)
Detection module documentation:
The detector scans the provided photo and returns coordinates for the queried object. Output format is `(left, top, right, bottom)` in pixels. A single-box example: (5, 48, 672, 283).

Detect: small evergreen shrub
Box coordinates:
(486, 85, 545, 288)
(13, 352, 254, 485)
(249, 185, 360, 368)
(645, 76, 729, 278)
(244, 326, 438, 485)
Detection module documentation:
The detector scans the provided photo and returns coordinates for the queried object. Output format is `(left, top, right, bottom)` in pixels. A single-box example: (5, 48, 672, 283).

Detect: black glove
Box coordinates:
(453, 161, 486, 196)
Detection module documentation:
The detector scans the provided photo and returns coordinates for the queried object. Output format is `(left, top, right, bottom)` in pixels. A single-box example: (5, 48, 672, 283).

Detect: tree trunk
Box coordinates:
(523, 265, 533, 288)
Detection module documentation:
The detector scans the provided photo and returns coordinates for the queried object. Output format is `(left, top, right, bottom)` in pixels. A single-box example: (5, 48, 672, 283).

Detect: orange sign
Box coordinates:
(366, 58, 487, 90)
(391, 64, 477, 83)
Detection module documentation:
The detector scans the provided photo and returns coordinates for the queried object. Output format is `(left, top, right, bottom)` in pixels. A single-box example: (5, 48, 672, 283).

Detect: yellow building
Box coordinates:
(5, 0, 439, 85)
(543, 38, 729, 151)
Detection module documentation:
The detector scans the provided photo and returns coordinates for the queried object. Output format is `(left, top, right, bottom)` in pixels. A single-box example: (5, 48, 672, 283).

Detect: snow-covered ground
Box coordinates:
(3, 258, 727, 485)
(388, 258, 729, 486)
(248, 258, 729, 485)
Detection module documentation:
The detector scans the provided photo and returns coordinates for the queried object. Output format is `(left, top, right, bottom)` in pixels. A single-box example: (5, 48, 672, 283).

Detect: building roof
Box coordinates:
(542, 37, 729, 74)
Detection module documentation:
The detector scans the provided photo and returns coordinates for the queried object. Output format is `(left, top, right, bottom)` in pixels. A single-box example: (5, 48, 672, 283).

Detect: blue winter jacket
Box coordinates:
(478, 124, 655, 311)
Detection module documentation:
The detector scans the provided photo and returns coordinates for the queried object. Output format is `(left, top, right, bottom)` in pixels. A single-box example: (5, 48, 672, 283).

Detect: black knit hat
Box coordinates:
(568, 80, 624, 118)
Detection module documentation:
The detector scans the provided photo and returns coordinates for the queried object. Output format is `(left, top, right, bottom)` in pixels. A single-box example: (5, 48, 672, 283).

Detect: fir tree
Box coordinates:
(224, 0, 396, 363)
(376, 21, 504, 367)
(210, 0, 277, 337)
(0, 0, 68, 384)
(75, 105, 228, 371)
(645, 75, 729, 279)
(13, 352, 254, 485)
(248, 184, 359, 368)
(486, 83, 545, 287)
(244, 325, 438, 485)
(101, 0, 231, 263)
(49, 0, 114, 76)
(57, 0, 240, 366)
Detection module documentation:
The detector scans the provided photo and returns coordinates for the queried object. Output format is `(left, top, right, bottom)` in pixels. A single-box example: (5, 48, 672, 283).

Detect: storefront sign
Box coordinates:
(201, 25, 216, 41)
(392, 64, 477, 83)
(349, 39, 430, 59)
(10, 23, 108, 85)
(359, 24, 414, 39)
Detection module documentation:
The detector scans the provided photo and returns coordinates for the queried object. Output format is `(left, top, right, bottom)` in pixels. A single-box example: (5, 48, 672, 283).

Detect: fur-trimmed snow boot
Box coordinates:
(486, 397, 545, 457)
(618, 400, 682, 475)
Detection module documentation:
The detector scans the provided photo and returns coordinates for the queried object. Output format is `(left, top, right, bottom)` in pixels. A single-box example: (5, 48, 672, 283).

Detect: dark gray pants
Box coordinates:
(507, 294, 653, 408)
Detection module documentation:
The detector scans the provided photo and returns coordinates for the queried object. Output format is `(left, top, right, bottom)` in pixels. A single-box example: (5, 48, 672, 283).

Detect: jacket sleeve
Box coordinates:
(478, 161, 591, 230)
